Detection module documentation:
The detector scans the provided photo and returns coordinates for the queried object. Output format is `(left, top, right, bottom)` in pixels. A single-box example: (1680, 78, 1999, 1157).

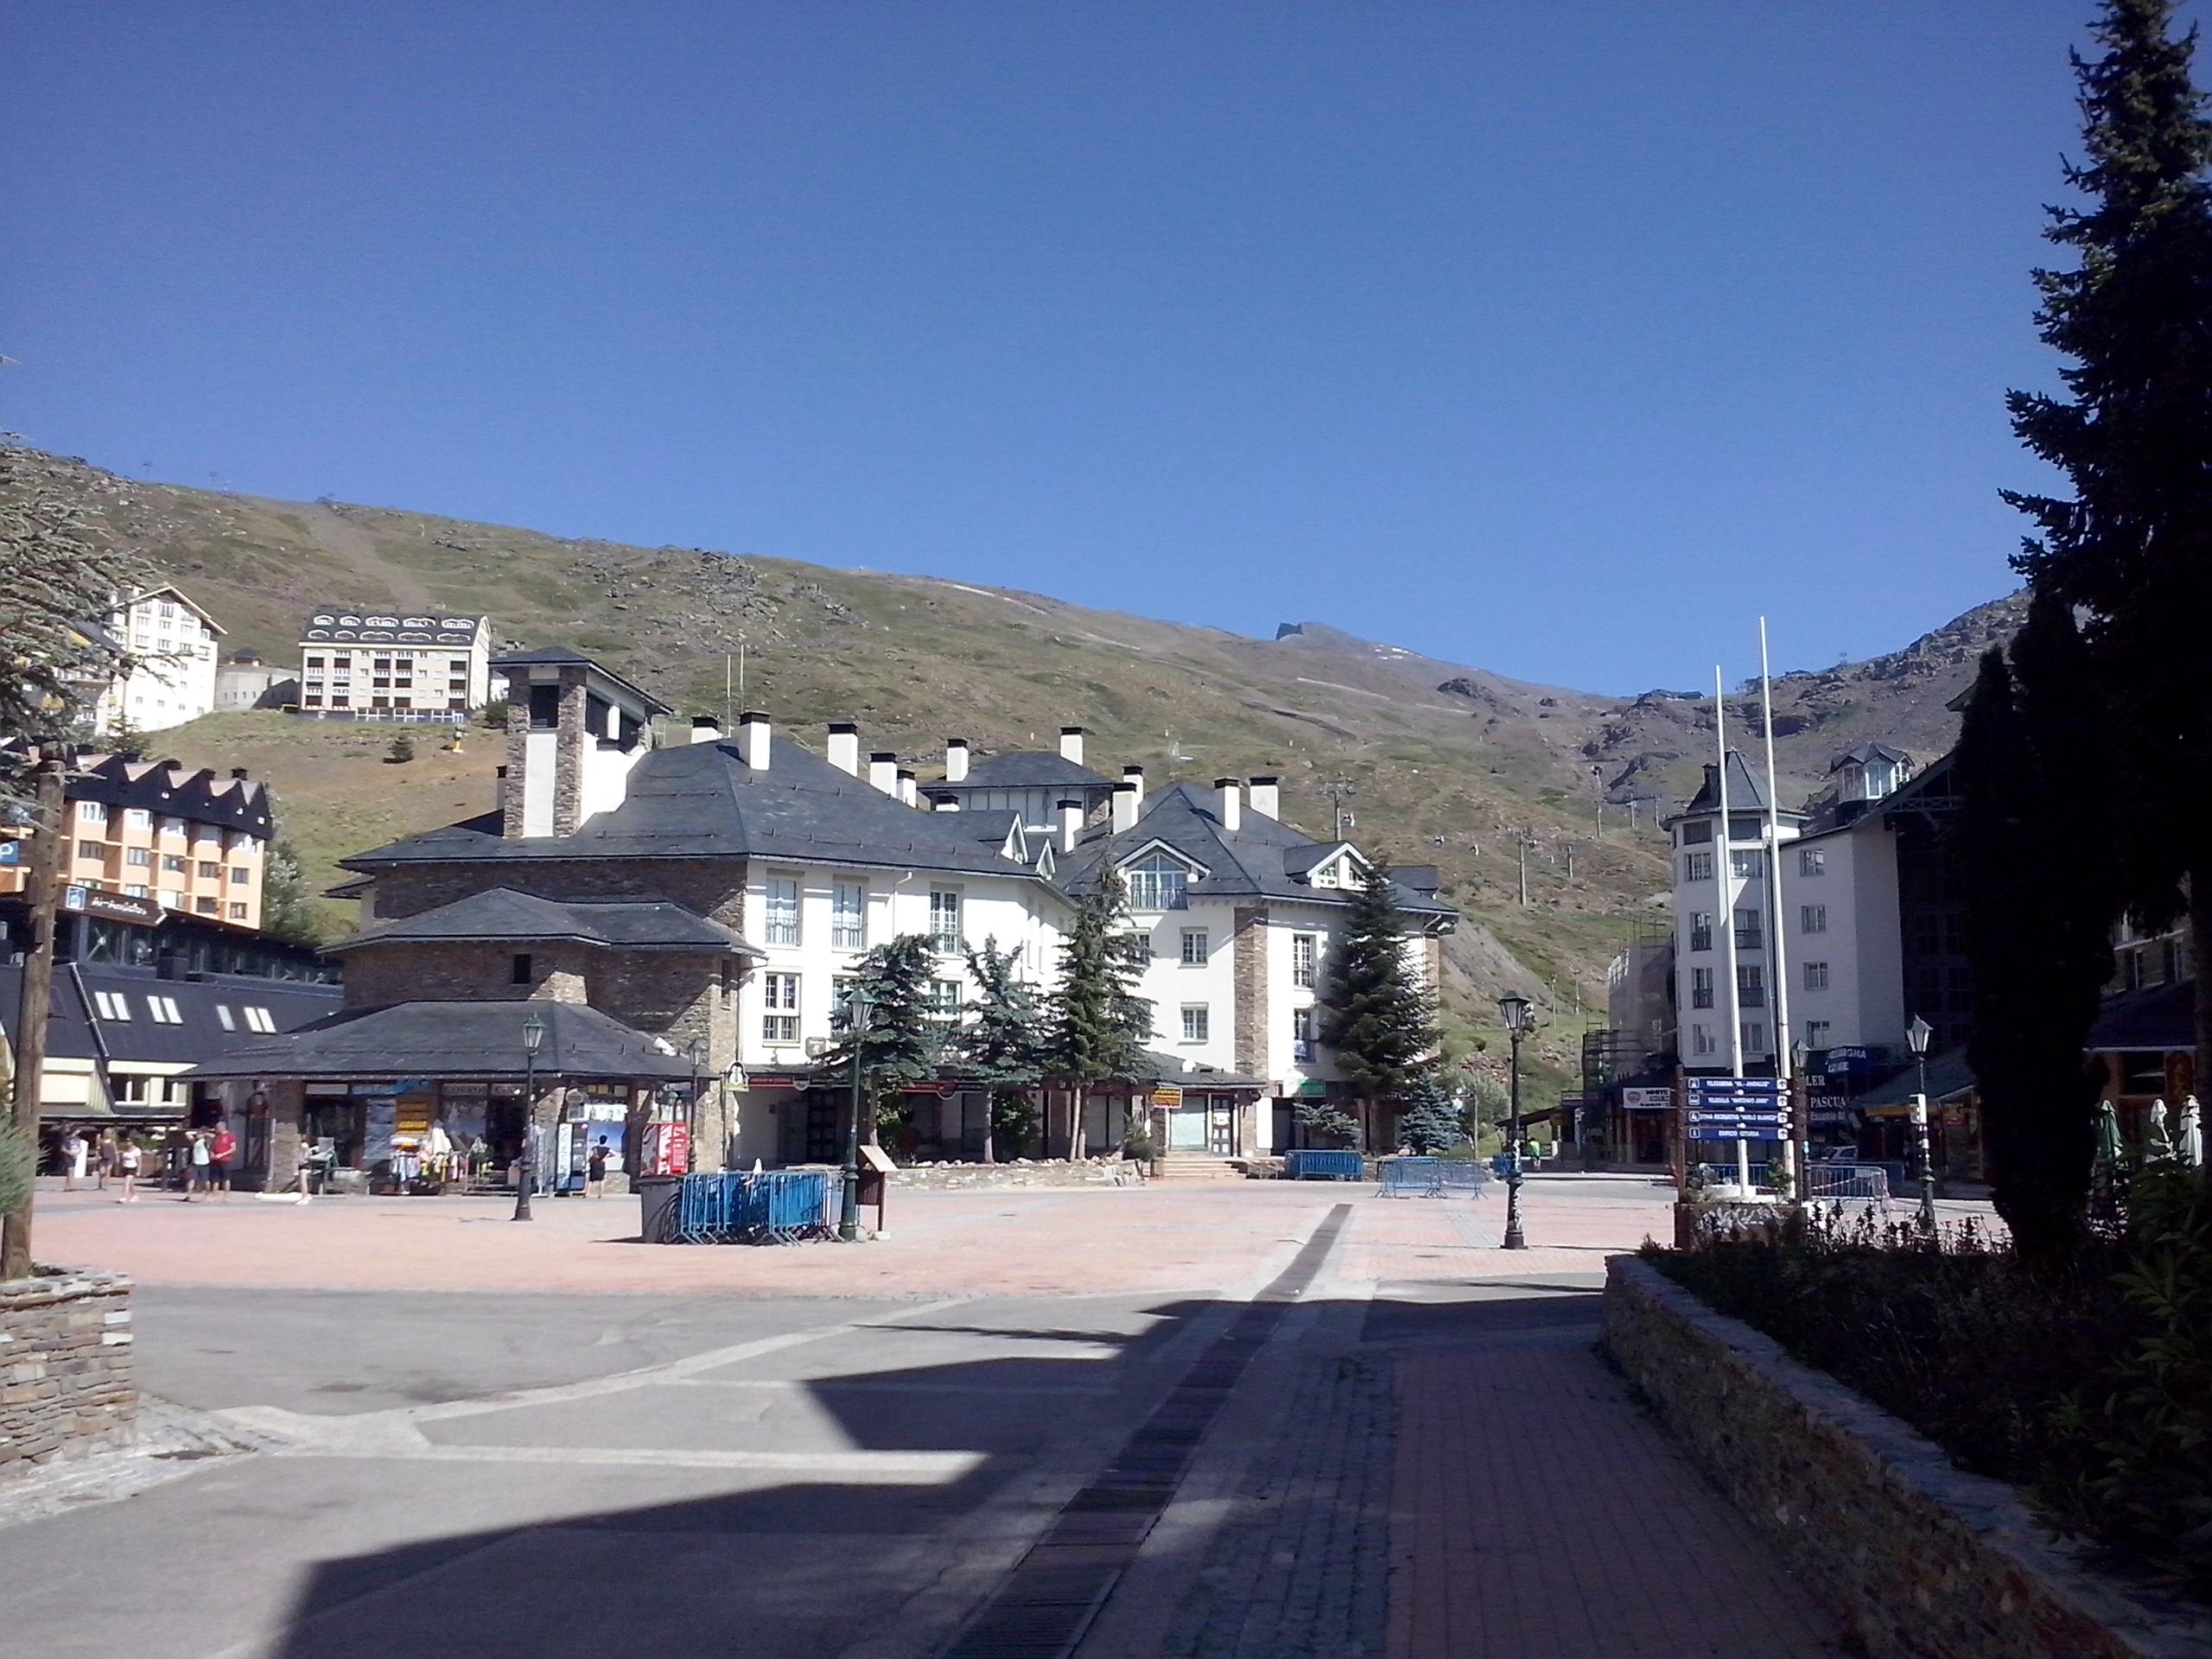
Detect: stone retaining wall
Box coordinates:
(0, 1267, 137, 1478)
(1602, 1255, 2211, 1659)
(888, 1158, 1144, 1192)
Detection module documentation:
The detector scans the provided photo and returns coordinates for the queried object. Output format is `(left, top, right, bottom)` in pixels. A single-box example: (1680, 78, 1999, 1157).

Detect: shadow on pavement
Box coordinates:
(252, 1287, 1604, 1659)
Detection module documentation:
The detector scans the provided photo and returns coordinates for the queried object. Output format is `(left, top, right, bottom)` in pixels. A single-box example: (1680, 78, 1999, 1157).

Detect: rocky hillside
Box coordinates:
(15, 443, 2013, 1089)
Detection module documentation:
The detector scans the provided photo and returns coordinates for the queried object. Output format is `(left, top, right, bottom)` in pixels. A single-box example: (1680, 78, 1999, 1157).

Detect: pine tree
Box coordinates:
(1045, 868, 1152, 1153)
(1395, 1074, 1466, 1154)
(1957, 602, 2116, 1267)
(819, 934, 942, 1144)
(258, 833, 323, 946)
(2004, 0, 2212, 1087)
(954, 938, 1049, 1162)
(1318, 859, 1440, 1149)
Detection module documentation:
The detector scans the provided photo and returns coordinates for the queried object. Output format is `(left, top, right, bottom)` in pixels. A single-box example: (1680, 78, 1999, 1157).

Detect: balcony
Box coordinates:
(1292, 1039, 1315, 1063)
(1733, 928, 1763, 951)
(1688, 928, 1713, 952)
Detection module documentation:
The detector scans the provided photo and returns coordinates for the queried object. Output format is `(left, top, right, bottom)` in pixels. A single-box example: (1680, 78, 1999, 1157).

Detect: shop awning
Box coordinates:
(1855, 1046, 1975, 1113)
(181, 1000, 694, 1083)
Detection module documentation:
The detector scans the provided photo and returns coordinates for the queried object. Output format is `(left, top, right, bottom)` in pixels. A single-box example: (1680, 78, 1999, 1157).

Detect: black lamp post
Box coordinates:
(685, 1037, 705, 1167)
(1904, 1014, 1937, 1234)
(1789, 1036, 1810, 1202)
(1497, 992, 1532, 1250)
(513, 1011, 545, 1222)
(840, 990, 874, 1243)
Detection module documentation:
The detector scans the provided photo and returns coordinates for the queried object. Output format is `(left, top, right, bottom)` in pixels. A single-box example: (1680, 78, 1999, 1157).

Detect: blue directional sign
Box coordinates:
(1688, 1121, 1787, 1143)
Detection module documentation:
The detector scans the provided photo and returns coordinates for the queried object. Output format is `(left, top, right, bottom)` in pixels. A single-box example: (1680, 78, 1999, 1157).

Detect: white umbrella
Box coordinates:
(2179, 1097, 2204, 1171)
(2148, 1098, 2173, 1159)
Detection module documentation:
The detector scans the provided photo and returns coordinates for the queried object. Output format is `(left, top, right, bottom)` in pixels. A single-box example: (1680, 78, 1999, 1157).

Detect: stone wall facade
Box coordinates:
(1602, 1255, 2209, 1659)
(1232, 906, 1268, 1078)
(0, 1268, 136, 1478)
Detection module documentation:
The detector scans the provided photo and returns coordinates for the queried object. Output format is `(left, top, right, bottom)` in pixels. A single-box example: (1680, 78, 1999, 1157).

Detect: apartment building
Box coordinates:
(200, 649, 1457, 1187)
(0, 752, 271, 930)
(295, 607, 494, 718)
(93, 586, 224, 734)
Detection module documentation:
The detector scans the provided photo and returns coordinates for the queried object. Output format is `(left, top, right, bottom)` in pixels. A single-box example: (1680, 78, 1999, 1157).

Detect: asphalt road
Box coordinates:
(7, 1283, 1247, 1659)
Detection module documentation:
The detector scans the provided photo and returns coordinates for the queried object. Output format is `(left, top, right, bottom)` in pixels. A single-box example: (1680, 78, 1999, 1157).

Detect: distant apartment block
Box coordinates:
(214, 649, 296, 712)
(94, 585, 223, 734)
(0, 753, 272, 930)
(296, 607, 494, 719)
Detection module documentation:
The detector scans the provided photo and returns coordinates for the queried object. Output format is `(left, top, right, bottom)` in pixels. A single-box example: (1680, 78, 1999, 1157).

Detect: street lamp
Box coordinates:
(1790, 1036, 1810, 1203)
(513, 1011, 545, 1222)
(685, 1037, 705, 1167)
(1497, 992, 1532, 1250)
(1904, 1014, 1937, 1235)
(840, 989, 874, 1243)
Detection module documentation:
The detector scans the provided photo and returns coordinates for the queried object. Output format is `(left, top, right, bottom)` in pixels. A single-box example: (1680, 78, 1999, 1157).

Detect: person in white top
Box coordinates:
(63, 1130, 88, 1190)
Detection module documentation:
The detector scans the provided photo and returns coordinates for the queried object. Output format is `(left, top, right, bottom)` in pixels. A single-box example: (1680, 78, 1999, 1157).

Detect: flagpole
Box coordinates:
(1759, 619, 1796, 1191)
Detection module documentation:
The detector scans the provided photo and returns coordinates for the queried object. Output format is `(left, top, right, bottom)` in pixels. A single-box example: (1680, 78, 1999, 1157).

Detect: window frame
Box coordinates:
(760, 971, 802, 1045)
(762, 873, 802, 948)
(1179, 927, 1210, 966)
(1179, 1003, 1210, 1044)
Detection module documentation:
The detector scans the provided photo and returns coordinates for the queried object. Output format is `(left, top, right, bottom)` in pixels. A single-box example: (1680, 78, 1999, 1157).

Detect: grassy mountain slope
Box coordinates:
(21, 443, 2007, 1096)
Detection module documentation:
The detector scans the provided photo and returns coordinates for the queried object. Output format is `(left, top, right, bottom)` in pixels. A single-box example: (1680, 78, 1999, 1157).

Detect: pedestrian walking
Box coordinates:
(96, 1130, 118, 1192)
(117, 1135, 142, 1203)
(186, 1128, 212, 1200)
(586, 1136, 610, 1198)
(208, 1121, 237, 1199)
(62, 1128, 88, 1191)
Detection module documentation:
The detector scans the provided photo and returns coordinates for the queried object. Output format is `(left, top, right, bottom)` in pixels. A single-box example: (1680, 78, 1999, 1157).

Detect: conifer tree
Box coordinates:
(1957, 599, 2116, 1267)
(1318, 860, 1439, 1149)
(820, 933, 941, 1145)
(258, 832, 323, 946)
(1395, 1074, 1466, 1154)
(1045, 868, 1152, 1153)
(954, 938, 1049, 1162)
(2004, 0, 2212, 1084)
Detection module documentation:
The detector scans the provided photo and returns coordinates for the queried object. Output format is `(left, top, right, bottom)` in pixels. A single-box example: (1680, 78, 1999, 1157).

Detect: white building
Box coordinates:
(213, 650, 289, 712)
(296, 607, 494, 719)
(95, 585, 223, 734)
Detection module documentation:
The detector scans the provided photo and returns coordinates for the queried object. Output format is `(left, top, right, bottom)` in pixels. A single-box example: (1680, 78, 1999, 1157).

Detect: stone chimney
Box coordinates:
(1216, 778, 1242, 833)
(868, 753, 899, 795)
(1122, 764, 1144, 808)
(1059, 726, 1085, 766)
(1058, 798, 1083, 853)
(1248, 776, 1280, 820)
(741, 711, 770, 771)
(690, 715, 723, 745)
(826, 722, 860, 776)
(898, 768, 918, 807)
(1110, 781, 1139, 835)
(944, 737, 969, 784)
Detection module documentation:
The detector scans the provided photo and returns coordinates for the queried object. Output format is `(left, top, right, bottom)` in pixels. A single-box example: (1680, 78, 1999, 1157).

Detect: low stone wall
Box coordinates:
(0, 1267, 137, 1478)
(888, 1157, 1145, 1192)
(1602, 1255, 2211, 1659)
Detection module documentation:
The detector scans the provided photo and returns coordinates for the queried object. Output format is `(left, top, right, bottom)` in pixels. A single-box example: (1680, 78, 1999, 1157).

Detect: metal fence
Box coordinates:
(1282, 1149, 1364, 1181)
(1376, 1156, 1491, 1199)
(662, 1170, 834, 1243)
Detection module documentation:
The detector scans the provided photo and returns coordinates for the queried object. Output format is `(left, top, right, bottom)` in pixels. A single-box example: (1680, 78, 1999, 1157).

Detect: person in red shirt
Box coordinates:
(208, 1121, 239, 1200)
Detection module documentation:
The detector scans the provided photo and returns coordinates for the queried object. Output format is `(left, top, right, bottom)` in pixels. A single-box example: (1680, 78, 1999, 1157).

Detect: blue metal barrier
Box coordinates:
(1377, 1156, 1491, 1198)
(1283, 1149, 1364, 1181)
(662, 1170, 834, 1244)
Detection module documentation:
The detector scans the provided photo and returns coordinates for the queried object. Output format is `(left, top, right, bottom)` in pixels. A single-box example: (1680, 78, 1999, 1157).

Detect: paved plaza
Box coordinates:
(0, 1174, 1862, 1657)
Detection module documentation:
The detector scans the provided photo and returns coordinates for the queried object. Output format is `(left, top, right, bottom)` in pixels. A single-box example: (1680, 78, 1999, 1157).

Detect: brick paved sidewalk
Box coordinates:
(1385, 1309, 1845, 1659)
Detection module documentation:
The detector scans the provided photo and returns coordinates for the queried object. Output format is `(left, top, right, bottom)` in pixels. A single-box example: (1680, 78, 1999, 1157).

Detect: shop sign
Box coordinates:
(1294, 1079, 1330, 1099)
(0, 838, 19, 865)
(63, 886, 162, 925)
(1150, 1086, 1184, 1109)
(1823, 1046, 1871, 1078)
(1620, 1087, 1673, 1111)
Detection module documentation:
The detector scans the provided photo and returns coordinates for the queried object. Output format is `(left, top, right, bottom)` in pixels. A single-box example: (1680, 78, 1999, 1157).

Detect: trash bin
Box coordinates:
(636, 1173, 683, 1243)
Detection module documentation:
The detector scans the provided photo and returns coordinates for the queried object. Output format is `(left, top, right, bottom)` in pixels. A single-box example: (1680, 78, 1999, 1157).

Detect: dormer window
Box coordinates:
(1312, 861, 1338, 888)
(1124, 853, 1189, 912)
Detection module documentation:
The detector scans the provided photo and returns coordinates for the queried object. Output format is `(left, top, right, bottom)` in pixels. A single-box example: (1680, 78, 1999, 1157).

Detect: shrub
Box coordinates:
(0, 1122, 32, 1217)
(1294, 1100, 1358, 1147)
(386, 734, 416, 764)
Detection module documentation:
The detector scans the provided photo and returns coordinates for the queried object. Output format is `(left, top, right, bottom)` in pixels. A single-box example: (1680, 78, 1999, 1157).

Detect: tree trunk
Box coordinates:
(1071, 1088, 1088, 1160)
(980, 1094, 995, 1166)
(3, 767, 67, 1283)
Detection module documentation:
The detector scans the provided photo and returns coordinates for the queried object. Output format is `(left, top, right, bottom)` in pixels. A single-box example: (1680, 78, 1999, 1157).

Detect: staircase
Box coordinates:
(1152, 1154, 1248, 1183)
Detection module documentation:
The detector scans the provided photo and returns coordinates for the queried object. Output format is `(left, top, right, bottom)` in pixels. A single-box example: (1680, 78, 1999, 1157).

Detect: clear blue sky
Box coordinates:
(1, 3, 2152, 692)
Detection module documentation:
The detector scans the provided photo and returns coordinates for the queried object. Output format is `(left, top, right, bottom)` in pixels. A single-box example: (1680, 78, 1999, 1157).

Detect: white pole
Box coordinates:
(1713, 667, 1749, 1191)
(1760, 618, 1794, 1193)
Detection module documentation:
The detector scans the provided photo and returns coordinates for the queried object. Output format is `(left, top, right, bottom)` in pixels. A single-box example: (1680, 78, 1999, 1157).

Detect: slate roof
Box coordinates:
(489, 649, 671, 715)
(327, 887, 762, 957)
(1831, 743, 1912, 772)
(184, 999, 693, 1082)
(2088, 979, 2196, 1054)
(65, 752, 272, 841)
(1856, 1046, 1976, 1108)
(935, 751, 1116, 792)
(0, 962, 343, 1084)
(342, 736, 1065, 883)
(1055, 783, 1456, 920)
(1670, 751, 1800, 821)
(1131, 1050, 1266, 1091)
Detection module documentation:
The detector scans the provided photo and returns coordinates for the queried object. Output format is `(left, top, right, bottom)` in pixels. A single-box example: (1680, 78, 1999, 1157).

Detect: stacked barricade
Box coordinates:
(1376, 1157, 1491, 1198)
(1282, 1149, 1364, 1181)
(662, 1170, 835, 1244)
